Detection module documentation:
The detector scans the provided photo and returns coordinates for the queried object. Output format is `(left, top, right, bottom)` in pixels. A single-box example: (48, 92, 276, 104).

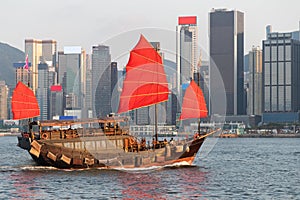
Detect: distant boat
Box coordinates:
(13, 35, 217, 169)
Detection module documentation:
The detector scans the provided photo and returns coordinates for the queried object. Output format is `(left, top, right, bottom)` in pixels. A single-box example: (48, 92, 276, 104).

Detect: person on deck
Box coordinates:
(152, 138, 157, 149)
(194, 132, 200, 140)
(163, 138, 168, 145)
(170, 137, 174, 145)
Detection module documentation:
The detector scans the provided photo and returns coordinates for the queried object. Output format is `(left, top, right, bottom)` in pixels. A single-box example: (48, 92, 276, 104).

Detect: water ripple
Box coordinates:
(0, 137, 299, 199)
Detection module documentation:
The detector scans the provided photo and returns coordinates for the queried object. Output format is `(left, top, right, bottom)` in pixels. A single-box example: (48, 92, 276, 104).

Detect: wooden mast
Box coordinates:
(154, 43, 160, 142)
(197, 50, 202, 134)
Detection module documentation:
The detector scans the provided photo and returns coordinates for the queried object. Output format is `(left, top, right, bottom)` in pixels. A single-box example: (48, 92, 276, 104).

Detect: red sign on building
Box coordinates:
(50, 85, 62, 92)
(178, 16, 197, 25)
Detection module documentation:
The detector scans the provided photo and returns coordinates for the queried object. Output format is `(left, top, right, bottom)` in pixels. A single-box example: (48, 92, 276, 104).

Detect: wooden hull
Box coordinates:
(19, 135, 205, 169)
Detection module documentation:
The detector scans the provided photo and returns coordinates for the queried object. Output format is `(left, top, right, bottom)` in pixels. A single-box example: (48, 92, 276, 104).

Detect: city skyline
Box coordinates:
(1, 0, 299, 65)
(1, 2, 300, 124)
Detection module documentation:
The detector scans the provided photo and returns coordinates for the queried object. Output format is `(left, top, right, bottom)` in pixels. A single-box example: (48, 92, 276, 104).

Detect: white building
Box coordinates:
(176, 16, 198, 95)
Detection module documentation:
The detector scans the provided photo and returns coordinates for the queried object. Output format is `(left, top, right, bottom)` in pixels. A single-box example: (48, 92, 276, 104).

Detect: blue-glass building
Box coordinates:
(209, 9, 245, 115)
(262, 31, 300, 122)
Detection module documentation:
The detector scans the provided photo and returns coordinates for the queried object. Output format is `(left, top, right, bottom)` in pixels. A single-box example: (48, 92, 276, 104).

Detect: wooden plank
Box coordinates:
(47, 151, 57, 161)
(73, 158, 83, 165)
(31, 140, 42, 151)
(142, 157, 151, 165)
(84, 158, 94, 166)
(61, 154, 71, 165)
(156, 156, 165, 163)
(29, 147, 40, 158)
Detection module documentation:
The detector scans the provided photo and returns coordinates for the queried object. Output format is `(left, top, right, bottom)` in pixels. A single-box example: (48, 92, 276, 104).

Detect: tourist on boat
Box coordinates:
(194, 132, 200, 140)
(152, 138, 157, 149)
(170, 138, 174, 145)
(141, 138, 146, 150)
(163, 138, 168, 145)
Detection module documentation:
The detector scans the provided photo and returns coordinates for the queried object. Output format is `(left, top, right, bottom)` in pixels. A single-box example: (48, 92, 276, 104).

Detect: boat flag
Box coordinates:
(23, 54, 29, 70)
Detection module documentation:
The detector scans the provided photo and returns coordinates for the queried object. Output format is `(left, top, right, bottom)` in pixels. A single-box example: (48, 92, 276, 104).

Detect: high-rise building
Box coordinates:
(110, 61, 119, 116)
(164, 59, 178, 125)
(247, 47, 263, 116)
(37, 63, 49, 120)
(176, 16, 198, 95)
(25, 39, 57, 92)
(0, 81, 8, 120)
(85, 54, 93, 118)
(262, 31, 300, 122)
(111, 62, 118, 96)
(209, 9, 245, 115)
(13, 62, 32, 86)
(92, 45, 111, 117)
(58, 46, 86, 113)
(48, 66, 57, 86)
(198, 61, 210, 112)
(136, 107, 150, 125)
(169, 93, 178, 125)
(49, 85, 63, 119)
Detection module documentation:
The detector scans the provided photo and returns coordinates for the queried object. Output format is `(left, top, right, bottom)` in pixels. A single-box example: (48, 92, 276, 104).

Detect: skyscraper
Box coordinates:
(85, 54, 93, 118)
(262, 30, 300, 122)
(92, 45, 111, 117)
(58, 46, 86, 114)
(247, 47, 262, 115)
(25, 39, 57, 92)
(176, 16, 198, 94)
(37, 63, 49, 120)
(49, 85, 63, 119)
(111, 62, 118, 96)
(13, 62, 31, 86)
(0, 81, 8, 120)
(209, 9, 245, 115)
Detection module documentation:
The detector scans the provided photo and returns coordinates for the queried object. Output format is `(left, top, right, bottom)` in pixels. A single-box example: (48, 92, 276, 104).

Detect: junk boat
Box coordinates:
(12, 35, 217, 169)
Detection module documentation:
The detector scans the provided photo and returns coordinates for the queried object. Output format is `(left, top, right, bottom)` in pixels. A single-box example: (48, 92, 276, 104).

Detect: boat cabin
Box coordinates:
(27, 116, 130, 140)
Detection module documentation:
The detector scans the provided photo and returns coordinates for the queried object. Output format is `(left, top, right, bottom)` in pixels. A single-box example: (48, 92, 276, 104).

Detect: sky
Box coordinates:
(1, 0, 299, 65)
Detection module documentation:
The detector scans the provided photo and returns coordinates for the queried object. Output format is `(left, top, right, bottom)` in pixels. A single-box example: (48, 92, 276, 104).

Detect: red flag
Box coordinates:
(23, 54, 29, 70)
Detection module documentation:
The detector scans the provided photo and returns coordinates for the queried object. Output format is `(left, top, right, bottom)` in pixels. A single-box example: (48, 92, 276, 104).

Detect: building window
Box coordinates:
(271, 46, 277, 61)
(271, 62, 277, 85)
(264, 63, 270, 85)
(278, 62, 284, 85)
(286, 86, 291, 111)
(265, 86, 270, 111)
(285, 45, 291, 61)
(265, 46, 270, 61)
(278, 86, 284, 111)
(278, 45, 284, 61)
(271, 86, 277, 111)
(278, 40, 284, 44)
(285, 62, 291, 85)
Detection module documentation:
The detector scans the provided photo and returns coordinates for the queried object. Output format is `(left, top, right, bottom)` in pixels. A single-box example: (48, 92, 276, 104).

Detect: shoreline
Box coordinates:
(0, 132, 20, 137)
(2, 132, 300, 138)
(238, 133, 300, 138)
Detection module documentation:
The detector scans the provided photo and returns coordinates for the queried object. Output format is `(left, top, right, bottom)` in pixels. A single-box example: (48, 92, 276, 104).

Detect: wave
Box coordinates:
(0, 165, 58, 172)
(0, 161, 199, 173)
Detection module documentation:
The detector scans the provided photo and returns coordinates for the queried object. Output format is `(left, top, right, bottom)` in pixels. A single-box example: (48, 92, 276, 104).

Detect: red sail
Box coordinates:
(11, 81, 40, 120)
(118, 35, 169, 113)
(179, 80, 208, 120)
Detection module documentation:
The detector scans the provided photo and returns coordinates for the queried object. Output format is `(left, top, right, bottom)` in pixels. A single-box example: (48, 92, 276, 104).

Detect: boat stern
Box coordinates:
(17, 133, 31, 150)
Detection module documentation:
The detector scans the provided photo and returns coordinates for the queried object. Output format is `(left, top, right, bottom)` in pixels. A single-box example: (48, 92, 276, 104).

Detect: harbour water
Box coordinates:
(0, 136, 299, 199)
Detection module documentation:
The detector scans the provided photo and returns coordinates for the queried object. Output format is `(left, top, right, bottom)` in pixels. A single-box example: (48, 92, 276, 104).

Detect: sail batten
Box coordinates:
(11, 81, 40, 120)
(118, 35, 169, 113)
(179, 80, 208, 120)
